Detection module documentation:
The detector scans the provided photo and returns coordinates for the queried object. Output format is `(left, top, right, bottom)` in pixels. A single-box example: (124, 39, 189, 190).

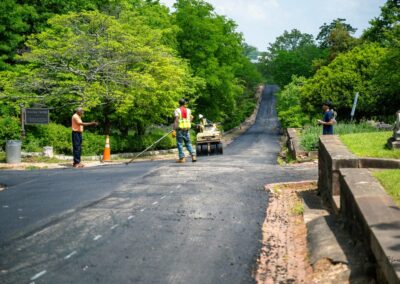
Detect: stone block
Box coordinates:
(339, 168, 400, 284)
(388, 137, 400, 150)
(359, 158, 400, 169)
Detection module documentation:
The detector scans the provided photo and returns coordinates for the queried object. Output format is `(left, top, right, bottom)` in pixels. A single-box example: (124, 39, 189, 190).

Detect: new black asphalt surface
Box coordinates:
(0, 85, 317, 284)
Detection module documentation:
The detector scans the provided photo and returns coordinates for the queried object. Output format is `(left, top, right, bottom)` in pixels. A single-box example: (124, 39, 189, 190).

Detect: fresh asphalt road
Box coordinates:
(0, 86, 317, 284)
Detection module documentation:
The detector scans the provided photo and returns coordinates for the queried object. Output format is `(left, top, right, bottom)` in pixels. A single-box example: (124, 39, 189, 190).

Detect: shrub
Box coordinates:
(0, 120, 179, 156)
(276, 77, 310, 128)
(0, 117, 21, 150)
(300, 122, 382, 151)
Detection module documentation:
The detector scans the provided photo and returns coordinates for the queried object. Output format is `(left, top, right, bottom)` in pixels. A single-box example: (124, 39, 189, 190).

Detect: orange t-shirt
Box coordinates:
(72, 113, 83, 132)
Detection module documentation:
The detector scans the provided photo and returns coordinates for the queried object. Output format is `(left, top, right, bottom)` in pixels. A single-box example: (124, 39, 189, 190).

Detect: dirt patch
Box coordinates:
(254, 181, 375, 284)
(254, 182, 314, 284)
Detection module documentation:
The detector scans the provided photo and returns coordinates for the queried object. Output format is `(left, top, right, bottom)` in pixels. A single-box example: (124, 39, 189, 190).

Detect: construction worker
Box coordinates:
(71, 107, 98, 168)
(173, 99, 197, 163)
(198, 114, 212, 133)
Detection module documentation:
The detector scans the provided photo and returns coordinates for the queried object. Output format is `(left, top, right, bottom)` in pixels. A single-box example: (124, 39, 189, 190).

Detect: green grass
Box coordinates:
(300, 122, 387, 151)
(340, 132, 400, 159)
(373, 169, 400, 207)
(292, 201, 304, 215)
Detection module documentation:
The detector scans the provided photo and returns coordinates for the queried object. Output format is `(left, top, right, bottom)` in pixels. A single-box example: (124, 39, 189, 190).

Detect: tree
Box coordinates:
(276, 76, 310, 128)
(173, 0, 259, 127)
(363, 0, 400, 44)
(371, 24, 400, 114)
(267, 29, 314, 57)
(0, 0, 130, 69)
(242, 43, 260, 61)
(300, 43, 387, 118)
(260, 29, 326, 87)
(317, 18, 357, 49)
(6, 11, 199, 134)
(0, 0, 35, 70)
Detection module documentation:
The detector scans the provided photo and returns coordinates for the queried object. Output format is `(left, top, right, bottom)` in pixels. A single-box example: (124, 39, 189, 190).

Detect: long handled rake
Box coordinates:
(125, 130, 174, 165)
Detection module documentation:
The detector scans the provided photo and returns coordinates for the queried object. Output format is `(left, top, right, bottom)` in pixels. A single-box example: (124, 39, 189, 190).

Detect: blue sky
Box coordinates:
(159, 0, 386, 51)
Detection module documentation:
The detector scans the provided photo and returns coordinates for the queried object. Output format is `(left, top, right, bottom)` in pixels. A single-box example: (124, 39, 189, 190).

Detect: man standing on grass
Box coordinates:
(173, 99, 197, 163)
(71, 107, 98, 168)
(317, 101, 334, 135)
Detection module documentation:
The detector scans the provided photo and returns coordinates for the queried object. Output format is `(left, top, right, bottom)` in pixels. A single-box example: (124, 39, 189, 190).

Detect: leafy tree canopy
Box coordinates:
(3, 10, 201, 134)
(260, 29, 326, 87)
(316, 18, 357, 49)
(363, 0, 400, 44)
(266, 29, 314, 59)
(173, 0, 258, 126)
(301, 43, 387, 117)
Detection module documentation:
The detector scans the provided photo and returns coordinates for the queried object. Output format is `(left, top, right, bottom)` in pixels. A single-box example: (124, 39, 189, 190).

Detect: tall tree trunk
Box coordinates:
(136, 122, 145, 136)
(103, 103, 111, 135)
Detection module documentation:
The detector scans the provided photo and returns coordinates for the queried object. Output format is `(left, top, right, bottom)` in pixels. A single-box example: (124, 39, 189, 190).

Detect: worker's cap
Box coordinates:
(199, 114, 203, 119)
(179, 99, 186, 106)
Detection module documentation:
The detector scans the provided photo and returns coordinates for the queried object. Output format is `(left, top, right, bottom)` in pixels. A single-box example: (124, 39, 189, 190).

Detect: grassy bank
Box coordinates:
(373, 169, 400, 207)
(340, 132, 400, 159)
(300, 122, 382, 151)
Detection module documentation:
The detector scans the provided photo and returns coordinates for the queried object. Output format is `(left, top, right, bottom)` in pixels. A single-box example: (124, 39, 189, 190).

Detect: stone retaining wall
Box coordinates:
(318, 135, 400, 212)
(340, 169, 400, 284)
(285, 128, 318, 161)
(318, 135, 400, 283)
(318, 135, 358, 211)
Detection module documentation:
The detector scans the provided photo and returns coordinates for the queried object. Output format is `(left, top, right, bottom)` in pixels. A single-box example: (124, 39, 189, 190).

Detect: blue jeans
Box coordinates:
(176, 130, 194, 159)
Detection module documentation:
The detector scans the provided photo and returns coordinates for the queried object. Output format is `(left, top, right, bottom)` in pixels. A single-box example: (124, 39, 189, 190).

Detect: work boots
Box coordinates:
(176, 156, 196, 163)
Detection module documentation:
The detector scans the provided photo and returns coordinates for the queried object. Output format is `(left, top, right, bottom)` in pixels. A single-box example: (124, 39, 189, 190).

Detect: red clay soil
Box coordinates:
(253, 182, 314, 284)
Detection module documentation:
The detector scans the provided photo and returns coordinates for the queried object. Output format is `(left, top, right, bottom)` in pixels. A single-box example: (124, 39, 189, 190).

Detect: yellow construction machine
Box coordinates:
(195, 115, 223, 156)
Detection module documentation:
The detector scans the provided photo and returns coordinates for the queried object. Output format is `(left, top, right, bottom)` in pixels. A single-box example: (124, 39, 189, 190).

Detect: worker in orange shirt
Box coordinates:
(71, 107, 98, 168)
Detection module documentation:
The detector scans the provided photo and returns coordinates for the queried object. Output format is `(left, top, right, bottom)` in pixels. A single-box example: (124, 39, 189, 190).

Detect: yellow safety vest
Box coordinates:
(178, 108, 191, 129)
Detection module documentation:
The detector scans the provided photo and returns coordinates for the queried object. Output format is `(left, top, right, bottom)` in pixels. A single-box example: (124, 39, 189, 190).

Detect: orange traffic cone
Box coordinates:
(102, 135, 111, 161)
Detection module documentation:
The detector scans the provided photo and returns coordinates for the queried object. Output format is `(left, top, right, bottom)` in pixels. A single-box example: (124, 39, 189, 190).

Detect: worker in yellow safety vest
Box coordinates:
(172, 99, 197, 163)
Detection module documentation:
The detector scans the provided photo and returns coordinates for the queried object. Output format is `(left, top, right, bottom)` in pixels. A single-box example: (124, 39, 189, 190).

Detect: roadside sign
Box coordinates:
(25, 108, 50, 124)
(351, 92, 359, 120)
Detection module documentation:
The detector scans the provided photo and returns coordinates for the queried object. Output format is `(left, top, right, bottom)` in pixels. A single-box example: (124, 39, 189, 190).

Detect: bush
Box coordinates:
(82, 128, 178, 155)
(0, 119, 179, 156)
(300, 122, 382, 151)
(276, 77, 310, 128)
(23, 123, 72, 154)
(0, 117, 21, 150)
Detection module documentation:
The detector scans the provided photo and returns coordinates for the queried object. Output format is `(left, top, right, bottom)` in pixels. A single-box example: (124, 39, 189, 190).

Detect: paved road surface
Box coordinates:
(0, 86, 317, 284)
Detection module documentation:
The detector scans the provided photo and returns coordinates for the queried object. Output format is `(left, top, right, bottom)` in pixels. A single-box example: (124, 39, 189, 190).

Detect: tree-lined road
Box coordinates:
(0, 86, 317, 284)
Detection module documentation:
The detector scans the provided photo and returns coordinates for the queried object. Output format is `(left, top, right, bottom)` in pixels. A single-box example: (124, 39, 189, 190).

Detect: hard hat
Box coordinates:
(199, 114, 203, 119)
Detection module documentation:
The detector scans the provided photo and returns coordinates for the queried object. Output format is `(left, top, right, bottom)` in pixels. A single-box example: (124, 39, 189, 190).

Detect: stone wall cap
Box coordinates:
(340, 168, 387, 197)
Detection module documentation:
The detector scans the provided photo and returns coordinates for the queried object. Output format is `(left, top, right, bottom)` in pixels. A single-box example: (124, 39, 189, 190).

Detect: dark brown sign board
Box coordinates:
(25, 108, 49, 124)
